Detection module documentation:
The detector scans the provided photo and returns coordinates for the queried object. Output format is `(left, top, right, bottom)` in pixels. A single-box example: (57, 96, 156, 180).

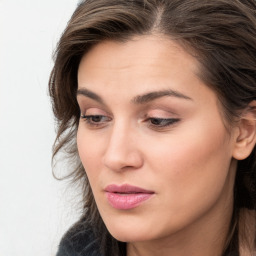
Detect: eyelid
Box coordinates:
(146, 108, 178, 118)
(80, 114, 112, 121)
(80, 114, 112, 129)
(145, 117, 181, 129)
(80, 107, 110, 116)
(77, 96, 112, 115)
(142, 108, 181, 129)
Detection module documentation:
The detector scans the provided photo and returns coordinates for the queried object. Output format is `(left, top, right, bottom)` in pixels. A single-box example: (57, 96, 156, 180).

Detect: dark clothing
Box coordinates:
(56, 226, 103, 256)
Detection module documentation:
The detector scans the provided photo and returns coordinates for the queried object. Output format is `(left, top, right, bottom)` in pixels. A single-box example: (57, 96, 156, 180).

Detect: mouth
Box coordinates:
(104, 184, 155, 210)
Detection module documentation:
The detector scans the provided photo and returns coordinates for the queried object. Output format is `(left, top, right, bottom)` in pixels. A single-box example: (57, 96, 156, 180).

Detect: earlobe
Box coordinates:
(232, 101, 256, 160)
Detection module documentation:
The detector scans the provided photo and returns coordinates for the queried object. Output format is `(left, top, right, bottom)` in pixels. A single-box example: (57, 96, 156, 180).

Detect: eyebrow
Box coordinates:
(76, 87, 192, 104)
(77, 88, 105, 104)
(132, 89, 192, 104)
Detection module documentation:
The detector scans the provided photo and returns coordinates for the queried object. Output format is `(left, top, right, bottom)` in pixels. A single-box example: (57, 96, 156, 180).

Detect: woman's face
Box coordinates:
(77, 36, 238, 243)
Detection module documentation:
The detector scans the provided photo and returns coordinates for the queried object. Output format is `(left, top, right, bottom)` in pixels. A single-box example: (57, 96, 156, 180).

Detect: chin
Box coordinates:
(104, 220, 160, 243)
(109, 230, 150, 243)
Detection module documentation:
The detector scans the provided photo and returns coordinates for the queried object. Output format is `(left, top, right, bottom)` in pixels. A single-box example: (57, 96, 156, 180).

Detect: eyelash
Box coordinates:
(145, 117, 180, 129)
(80, 114, 180, 129)
(80, 115, 111, 127)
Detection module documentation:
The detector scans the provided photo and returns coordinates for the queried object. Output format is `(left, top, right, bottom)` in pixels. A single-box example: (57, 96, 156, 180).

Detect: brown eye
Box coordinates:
(80, 115, 112, 127)
(90, 115, 104, 122)
(149, 118, 180, 127)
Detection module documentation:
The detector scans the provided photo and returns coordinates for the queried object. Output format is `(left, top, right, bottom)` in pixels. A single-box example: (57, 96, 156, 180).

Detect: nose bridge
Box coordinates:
(103, 119, 143, 171)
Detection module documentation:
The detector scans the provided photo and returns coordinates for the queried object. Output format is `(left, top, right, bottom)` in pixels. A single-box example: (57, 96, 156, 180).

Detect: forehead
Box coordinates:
(79, 35, 198, 73)
(77, 35, 202, 93)
(77, 35, 229, 127)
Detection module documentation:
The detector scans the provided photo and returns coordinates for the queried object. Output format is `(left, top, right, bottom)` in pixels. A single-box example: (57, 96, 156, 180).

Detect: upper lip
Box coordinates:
(104, 184, 154, 194)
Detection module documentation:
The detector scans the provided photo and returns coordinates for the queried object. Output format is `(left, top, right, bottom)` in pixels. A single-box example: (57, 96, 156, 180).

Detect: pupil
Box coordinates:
(92, 116, 101, 122)
(151, 118, 161, 125)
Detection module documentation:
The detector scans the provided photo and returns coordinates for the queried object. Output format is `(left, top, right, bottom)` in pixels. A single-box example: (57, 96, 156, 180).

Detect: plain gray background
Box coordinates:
(0, 0, 81, 255)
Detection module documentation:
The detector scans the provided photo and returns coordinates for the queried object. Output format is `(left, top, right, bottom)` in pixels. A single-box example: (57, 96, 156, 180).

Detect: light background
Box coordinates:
(0, 1, 81, 255)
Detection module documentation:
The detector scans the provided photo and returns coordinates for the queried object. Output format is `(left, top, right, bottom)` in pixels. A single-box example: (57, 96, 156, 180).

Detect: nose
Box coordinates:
(102, 124, 143, 172)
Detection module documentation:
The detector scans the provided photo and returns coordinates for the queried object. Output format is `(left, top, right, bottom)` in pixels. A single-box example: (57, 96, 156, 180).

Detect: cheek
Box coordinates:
(76, 114, 236, 241)
(77, 127, 104, 182)
(144, 119, 233, 211)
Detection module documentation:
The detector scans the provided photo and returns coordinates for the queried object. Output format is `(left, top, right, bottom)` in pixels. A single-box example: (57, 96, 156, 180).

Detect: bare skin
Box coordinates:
(76, 35, 256, 256)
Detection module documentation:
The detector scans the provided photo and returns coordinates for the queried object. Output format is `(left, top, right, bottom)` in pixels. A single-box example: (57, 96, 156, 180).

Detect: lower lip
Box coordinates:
(105, 192, 153, 210)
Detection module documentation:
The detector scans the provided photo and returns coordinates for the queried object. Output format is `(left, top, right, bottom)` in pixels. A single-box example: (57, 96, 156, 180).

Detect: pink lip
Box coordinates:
(104, 184, 154, 210)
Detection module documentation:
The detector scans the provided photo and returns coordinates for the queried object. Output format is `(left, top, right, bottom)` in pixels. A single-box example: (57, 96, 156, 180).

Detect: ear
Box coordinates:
(232, 101, 256, 160)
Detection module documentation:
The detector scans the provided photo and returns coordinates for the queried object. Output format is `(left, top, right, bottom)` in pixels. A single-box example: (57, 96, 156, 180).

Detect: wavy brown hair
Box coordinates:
(49, 0, 256, 255)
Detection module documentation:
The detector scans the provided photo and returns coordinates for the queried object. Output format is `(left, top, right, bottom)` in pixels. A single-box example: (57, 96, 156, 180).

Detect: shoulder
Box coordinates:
(56, 221, 103, 256)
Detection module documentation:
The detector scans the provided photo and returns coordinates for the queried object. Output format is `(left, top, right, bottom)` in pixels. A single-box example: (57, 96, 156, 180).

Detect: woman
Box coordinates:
(49, 0, 256, 255)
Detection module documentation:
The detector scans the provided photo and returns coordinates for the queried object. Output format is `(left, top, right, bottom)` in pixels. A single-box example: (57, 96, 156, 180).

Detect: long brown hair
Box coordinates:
(49, 0, 256, 255)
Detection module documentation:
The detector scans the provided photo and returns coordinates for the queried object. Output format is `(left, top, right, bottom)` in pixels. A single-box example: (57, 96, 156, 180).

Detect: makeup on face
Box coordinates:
(76, 87, 194, 133)
(76, 36, 236, 249)
(104, 184, 155, 210)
